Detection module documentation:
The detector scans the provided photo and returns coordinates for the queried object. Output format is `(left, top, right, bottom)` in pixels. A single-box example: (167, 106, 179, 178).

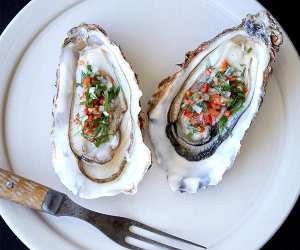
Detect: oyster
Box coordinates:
(52, 24, 151, 198)
(148, 12, 282, 193)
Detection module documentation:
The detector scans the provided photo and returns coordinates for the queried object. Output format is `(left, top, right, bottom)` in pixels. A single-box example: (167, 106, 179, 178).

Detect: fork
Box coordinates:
(0, 168, 206, 250)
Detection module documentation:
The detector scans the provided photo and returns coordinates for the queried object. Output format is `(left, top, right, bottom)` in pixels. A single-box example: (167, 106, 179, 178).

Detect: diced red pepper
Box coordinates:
(211, 94, 222, 106)
(88, 115, 93, 122)
(108, 111, 113, 115)
(83, 77, 91, 88)
(224, 110, 231, 117)
(83, 121, 89, 129)
(99, 96, 105, 105)
(211, 103, 221, 110)
(207, 101, 213, 108)
(94, 114, 102, 119)
(183, 110, 193, 118)
(202, 83, 209, 93)
(204, 114, 212, 125)
(85, 129, 93, 136)
(91, 77, 98, 84)
(92, 99, 99, 107)
(208, 108, 220, 118)
(185, 90, 192, 98)
(220, 59, 229, 72)
(198, 126, 205, 133)
(93, 123, 98, 129)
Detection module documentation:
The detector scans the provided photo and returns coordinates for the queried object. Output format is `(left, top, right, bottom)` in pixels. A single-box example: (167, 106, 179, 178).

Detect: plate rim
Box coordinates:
(0, 0, 299, 249)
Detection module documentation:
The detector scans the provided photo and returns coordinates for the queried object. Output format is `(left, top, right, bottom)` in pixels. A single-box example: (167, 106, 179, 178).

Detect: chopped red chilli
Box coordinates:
(178, 59, 248, 143)
(77, 64, 120, 147)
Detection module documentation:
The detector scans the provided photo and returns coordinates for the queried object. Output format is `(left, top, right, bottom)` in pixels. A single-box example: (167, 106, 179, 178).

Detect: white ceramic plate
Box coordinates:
(0, 0, 299, 249)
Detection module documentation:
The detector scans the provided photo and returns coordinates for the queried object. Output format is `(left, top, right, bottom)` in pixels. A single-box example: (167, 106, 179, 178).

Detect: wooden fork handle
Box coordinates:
(0, 168, 49, 210)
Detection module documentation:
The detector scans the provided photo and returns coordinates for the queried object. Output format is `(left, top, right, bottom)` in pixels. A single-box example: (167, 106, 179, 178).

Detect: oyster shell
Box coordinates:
(148, 12, 282, 193)
(52, 24, 151, 198)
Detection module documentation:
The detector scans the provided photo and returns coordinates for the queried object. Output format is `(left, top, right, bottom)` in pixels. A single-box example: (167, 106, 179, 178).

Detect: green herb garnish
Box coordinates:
(229, 98, 244, 114)
(218, 116, 228, 131)
(192, 127, 199, 133)
(85, 91, 93, 108)
(186, 104, 193, 112)
(241, 67, 246, 78)
(223, 83, 232, 92)
(108, 86, 120, 100)
(94, 135, 110, 147)
(86, 64, 93, 73)
(185, 132, 193, 141)
(78, 66, 123, 148)
(104, 91, 110, 111)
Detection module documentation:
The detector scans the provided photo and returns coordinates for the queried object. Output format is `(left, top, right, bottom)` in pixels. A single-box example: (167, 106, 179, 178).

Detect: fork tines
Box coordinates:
(123, 220, 207, 250)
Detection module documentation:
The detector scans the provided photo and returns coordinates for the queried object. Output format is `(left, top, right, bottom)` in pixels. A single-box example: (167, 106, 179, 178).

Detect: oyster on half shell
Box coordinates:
(148, 12, 282, 193)
(52, 24, 151, 198)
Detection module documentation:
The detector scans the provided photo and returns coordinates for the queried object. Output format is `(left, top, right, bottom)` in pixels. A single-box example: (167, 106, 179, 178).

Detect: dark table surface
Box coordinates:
(0, 1, 299, 249)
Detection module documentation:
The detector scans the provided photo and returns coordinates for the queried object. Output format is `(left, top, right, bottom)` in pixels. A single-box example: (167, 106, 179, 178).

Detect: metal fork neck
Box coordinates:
(41, 189, 67, 215)
(41, 189, 108, 223)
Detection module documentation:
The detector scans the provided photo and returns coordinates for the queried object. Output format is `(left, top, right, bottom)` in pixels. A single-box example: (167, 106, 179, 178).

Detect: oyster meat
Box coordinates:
(148, 12, 282, 193)
(52, 24, 151, 198)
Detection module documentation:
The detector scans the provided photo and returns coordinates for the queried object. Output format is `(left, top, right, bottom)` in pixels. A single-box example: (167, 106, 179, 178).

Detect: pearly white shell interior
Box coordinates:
(52, 26, 151, 198)
(149, 29, 270, 193)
